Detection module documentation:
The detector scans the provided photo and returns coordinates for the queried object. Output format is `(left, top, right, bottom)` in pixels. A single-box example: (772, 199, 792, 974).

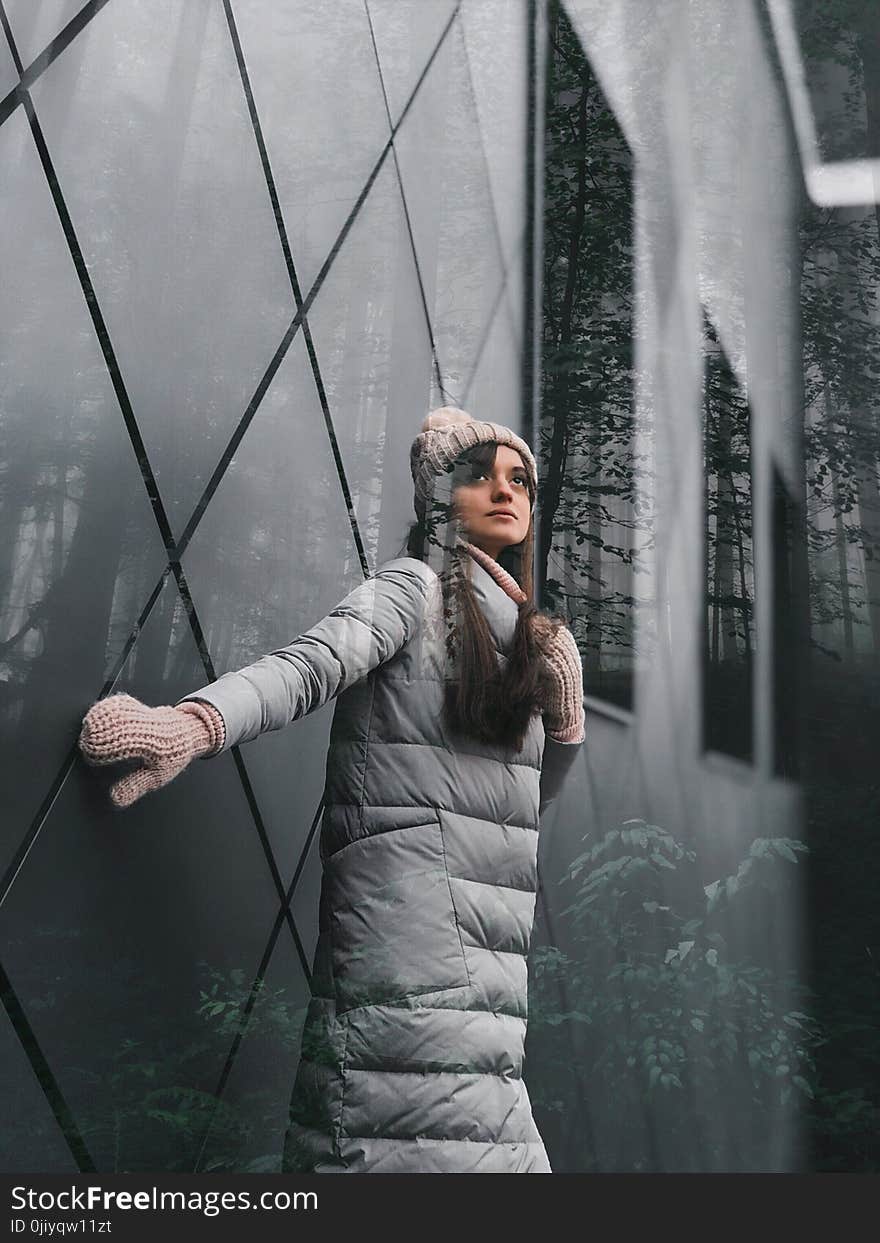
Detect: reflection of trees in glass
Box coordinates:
(797, 1, 880, 668)
(702, 322, 753, 761)
(0, 383, 148, 728)
(794, 0, 880, 1174)
(1, 941, 308, 1174)
(528, 820, 836, 1172)
(540, 2, 649, 709)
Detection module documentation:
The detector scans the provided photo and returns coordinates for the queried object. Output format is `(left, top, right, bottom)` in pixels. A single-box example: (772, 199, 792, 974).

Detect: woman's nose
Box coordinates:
(492, 476, 514, 499)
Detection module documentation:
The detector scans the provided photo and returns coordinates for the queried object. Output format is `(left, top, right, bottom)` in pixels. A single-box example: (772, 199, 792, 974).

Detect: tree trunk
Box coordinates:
(19, 431, 128, 738)
(585, 469, 602, 674)
(855, 459, 880, 664)
(727, 466, 753, 674)
(711, 404, 737, 663)
(855, 20, 880, 662)
(830, 461, 855, 658)
(539, 79, 588, 587)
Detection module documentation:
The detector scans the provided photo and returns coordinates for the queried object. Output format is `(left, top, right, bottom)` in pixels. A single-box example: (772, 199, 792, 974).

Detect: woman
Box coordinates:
(78, 407, 585, 1173)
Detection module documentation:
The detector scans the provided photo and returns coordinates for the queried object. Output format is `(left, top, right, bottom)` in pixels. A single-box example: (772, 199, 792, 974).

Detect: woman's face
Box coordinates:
(452, 444, 532, 558)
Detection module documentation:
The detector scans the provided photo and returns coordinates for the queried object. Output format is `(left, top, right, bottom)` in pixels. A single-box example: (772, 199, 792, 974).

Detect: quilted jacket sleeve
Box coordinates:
(177, 558, 435, 753)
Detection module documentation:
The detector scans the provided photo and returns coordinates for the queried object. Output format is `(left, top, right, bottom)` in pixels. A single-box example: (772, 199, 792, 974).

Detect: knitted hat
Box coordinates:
(409, 407, 538, 511)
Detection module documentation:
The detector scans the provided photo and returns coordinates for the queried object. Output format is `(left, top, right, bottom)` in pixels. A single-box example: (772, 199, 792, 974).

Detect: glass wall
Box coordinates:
(529, 0, 811, 1173)
(529, 0, 878, 1175)
(3, 0, 876, 1177)
(0, 0, 530, 1173)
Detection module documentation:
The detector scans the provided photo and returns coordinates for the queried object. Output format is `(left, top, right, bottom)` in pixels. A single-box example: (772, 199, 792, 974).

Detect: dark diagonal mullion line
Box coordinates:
(0, 50, 185, 904)
(171, 509, 317, 930)
(0, 569, 173, 914)
(196, 4, 467, 1153)
(2, 0, 215, 917)
(9, 64, 312, 1157)
(176, 17, 470, 1159)
(0, 81, 185, 906)
(0, 958, 97, 1172)
(191, 897, 290, 1173)
(456, 4, 518, 301)
(212, 0, 370, 579)
(0, 563, 316, 1166)
(161, 561, 316, 1175)
(4, 0, 461, 912)
(364, 0, 455, 404)
(167, 561, 311, 975)
(221, 0, 305, 309)
(461, 264, 518, 407)
(284, 795, 325, 908)
(198, 5, 468, 1129)
(453, 5, 527, 409)
(0, 746, 78, 915)
(172, 144, 388, 565)
(193, 794, 323, 1169)
(230, 753, 312, 986)
(174, 0, 462, 565)
(192, 794, 324, 1173)
(3, 0, 424, 1182)
(2, 0, 456, 1173)
(0, 0, 22, 75)
(20, 96, 179, 559)
(298, 316, 371, 577)
(0, 0, 114, 126)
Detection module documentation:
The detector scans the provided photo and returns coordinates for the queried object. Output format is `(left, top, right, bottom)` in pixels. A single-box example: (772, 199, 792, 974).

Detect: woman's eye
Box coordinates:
(468, 470, 526, 485)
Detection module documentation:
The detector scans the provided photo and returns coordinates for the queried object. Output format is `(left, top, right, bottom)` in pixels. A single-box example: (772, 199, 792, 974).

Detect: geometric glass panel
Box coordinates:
(0, 106, 168, 877)
(192, 930, 311, 1173)
(0, 35, 18, 100)
(459, 0, 528, 279)
(387, 16, 513, 420)
(3, 0, 86, 68)
(305, 160, 435, 568)
(28, 0, 295, 536)
(0, 993, 80, 1172)
(233, 0, 393, 295)
(364, 0, 459, 130)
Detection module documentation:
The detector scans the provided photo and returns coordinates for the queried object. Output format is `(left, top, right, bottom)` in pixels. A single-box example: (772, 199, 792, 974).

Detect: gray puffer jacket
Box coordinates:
(181, 554, 583, 1173)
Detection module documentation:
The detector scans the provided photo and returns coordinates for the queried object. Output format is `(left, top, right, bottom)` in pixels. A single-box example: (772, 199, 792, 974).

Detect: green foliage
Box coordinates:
(1, 950, 309, 1174)
(527, 818, 833, 1171)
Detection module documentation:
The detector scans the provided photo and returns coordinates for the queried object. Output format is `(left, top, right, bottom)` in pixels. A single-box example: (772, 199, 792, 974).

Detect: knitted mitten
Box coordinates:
(532, 619, 586, 743)
(78, 693, 226, 809)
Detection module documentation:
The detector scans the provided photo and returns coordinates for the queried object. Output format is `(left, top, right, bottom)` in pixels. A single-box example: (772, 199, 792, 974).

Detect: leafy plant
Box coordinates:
(2, 954, 310, 1174)
(527, 819, 825, 1171)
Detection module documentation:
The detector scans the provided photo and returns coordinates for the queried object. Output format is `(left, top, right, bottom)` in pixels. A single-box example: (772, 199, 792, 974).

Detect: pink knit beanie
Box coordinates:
(409, 407, 538, 513)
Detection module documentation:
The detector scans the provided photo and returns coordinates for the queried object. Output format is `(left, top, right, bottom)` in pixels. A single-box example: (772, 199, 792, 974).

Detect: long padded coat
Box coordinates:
(181, 553, 583, 1173)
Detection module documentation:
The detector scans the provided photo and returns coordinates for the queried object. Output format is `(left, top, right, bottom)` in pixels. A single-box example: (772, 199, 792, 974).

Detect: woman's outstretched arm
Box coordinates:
(79, 557, 435, 806)
(178, 558, 434, 749)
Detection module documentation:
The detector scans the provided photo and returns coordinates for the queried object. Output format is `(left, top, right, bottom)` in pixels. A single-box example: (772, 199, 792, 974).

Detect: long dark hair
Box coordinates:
(404, 441, 560, 751)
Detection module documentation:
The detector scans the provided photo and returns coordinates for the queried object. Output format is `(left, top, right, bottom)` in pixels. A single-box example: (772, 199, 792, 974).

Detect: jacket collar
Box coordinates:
(459, 543, 521, 654)
(460, 541, 527, 605)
